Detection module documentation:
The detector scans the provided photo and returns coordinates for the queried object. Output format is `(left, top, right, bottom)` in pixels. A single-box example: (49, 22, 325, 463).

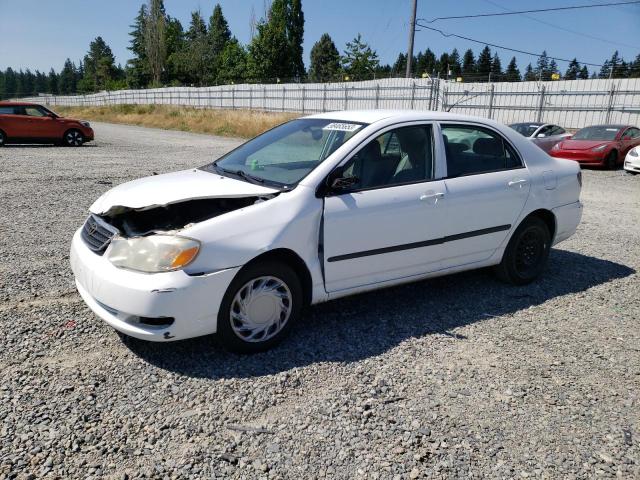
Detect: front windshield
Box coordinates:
(509, 123, 540, 137)
(572, 126, 621, 141)
(203, 118, 366, 186)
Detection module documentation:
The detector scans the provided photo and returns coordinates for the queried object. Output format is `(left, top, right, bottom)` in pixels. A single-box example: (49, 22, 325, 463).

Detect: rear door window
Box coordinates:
(441, 124, 523, 178)
(24, 106, 47, 117)
(0, 106, 17, 115)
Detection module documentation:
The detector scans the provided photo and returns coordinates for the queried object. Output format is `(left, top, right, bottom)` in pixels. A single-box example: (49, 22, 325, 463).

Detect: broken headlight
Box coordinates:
(106, 235, 200, 273)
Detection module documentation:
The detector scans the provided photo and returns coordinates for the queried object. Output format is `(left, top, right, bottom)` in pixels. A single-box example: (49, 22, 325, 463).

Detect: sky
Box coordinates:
(0, 0, 639, 75)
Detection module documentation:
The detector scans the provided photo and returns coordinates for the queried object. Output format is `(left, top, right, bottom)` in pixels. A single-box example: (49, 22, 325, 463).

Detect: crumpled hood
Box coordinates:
(90, 169, 279, 215)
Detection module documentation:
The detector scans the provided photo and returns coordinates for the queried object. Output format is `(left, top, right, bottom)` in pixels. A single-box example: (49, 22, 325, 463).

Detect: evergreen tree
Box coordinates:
(630, 54, 640, 78)
(548, 59, 559, 79)
(535, 51, 550, 80)
(208, 4, 231, 58)
(341, 34, 379, 80)
(164, 16, 185, 84)
(476, 46, 492, 80)
(416, 48, 437, 76)
(79, 37, 117, 92)
(0, 71, 4, 99)
(392, 53, 407, 76)
(145, 0, 167, 86)
(34, 70, 48, 93)
(58, 59, 77, 94)
(247, 0, 305, 81)
(490, 53, 502, 81)
(287, 0, 305, 79)
(309, 33, 341, 82)
(437, 52, 450, 78)
(217, 38, 248, 83)
(578, 65, 590, 79)
(599, 60, 611, 79)
(564, 58, 580, 80)
(449, 48, 462, 77)
(247, 0, 291, 81)
(126, 4, 149, 88)
(47, 69, 59, 94)
(524, 63, 536, 81)
(3, 68, 17, 99)
(462, 48, 475, 76)
(505, 57, 521, 82)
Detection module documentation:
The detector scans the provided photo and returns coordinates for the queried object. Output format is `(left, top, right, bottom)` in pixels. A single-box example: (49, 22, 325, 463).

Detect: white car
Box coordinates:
(509, 122, 571, 153)
(70, 111, 583, 353)
(624, 145, 640, 174)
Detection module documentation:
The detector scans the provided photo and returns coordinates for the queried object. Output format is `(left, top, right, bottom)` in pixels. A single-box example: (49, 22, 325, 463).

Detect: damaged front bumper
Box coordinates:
(70, 229, 240, 341)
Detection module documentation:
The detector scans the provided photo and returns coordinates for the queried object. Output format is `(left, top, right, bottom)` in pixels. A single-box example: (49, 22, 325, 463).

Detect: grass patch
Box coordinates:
(48, 105, 299, 139)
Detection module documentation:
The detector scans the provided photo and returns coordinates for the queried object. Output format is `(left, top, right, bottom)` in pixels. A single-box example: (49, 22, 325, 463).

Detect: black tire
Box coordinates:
(605, 150, 617, 170)
(0, 130, 5, 146)
(494, 216, 551, 285)
(63, 129, 84, 147)
(217, 261, 302, 353)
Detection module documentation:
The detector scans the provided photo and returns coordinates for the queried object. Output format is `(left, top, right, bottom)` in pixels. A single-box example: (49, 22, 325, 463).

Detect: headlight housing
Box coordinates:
(592, 144, 608, 152)
(80, 121, 91, 128)
(107, 235, 200, 273)
(629, 148, 639, 157)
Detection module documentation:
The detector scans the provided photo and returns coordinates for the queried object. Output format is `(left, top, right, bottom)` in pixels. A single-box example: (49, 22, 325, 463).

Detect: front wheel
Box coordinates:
(494, 217, 551, 285)
(63, 129, 84, 147)
(605, 150, 617, 170)
(217, 261, 302, 353)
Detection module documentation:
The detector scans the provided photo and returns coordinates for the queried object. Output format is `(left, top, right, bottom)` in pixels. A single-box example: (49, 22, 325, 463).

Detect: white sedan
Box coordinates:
(70, 111, 583, 353)
(624, 145, 640, 174)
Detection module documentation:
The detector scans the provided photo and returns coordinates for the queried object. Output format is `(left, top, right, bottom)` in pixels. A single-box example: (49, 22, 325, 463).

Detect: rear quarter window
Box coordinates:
(0, 106, 17, 115)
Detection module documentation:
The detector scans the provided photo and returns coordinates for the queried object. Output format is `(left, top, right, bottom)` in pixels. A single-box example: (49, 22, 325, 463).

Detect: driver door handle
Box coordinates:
(420, 192, 445, 201)
(508, 179, 529, 188)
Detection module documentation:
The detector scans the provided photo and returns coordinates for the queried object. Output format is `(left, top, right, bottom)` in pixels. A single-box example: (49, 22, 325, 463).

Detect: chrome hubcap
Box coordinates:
(230, 276, 292, 343)
(66, 131, 82, 146)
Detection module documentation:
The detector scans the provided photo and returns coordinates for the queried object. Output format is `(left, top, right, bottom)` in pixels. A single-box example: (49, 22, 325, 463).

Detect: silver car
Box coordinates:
(510, 122, 571, 153)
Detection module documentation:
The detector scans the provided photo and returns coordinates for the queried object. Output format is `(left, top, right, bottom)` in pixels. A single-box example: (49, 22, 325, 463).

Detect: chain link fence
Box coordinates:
(20, 77, 640, 129)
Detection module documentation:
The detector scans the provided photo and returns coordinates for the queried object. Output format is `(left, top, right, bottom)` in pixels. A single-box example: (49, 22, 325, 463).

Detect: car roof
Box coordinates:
(510, 122, 544, 127)
(0, 101, 40, 107)
(304, 109, 503, 126)
(579, 124, 630, 129)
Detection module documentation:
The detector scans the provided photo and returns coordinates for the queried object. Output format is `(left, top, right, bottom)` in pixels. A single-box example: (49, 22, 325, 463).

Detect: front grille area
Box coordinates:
(81, 215, 118, 255)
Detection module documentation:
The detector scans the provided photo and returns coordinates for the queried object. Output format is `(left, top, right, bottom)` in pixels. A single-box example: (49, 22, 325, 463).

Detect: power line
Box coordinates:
(419, 0, 640, 23)
(414, 22, 604, 67)
(481, 0, 640, 50)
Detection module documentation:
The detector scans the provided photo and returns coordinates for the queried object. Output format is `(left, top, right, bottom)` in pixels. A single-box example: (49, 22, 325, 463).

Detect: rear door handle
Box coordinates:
(419, 192, 445, 201)
(508, 179, 529, 188)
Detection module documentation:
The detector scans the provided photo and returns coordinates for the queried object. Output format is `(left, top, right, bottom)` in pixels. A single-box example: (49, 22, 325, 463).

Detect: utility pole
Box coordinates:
(406, 0, 417, 78)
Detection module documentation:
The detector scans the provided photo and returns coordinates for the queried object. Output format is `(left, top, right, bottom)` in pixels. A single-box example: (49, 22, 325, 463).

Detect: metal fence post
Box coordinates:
(488, 84, 495, 119)
(605, 84, 616, 124)
(282, 86, 286, 111)
(263, 86, 267, 111)
(231, 86, 235, 110)
(301, 86, 306, 114)
(536, 85, 546, 123)
(410, 82, 416, 109)
(322, 84, 327, 112)
(442, 86, 448, 112)
(344, 83, 348, 110)
(249, 87, 253, 110)
(375, 84, 380, 109)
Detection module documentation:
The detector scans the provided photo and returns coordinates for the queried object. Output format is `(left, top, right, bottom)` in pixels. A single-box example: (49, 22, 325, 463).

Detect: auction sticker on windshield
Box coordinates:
(322, 122, 361, 132)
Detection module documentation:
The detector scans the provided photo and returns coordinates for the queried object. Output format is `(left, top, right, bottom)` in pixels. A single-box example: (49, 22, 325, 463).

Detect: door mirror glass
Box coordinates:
(536, 133, 546, 138)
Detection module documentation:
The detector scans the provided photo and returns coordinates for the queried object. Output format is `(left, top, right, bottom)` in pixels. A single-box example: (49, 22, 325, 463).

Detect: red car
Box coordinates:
(549, 124, 640, 169)
(0, 102, 94, 147)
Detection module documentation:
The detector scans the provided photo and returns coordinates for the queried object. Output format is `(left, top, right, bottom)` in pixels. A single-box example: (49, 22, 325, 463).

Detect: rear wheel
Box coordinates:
(605, 150, 617, 170)
(494, 216, 551, 285)
(63, 129, 84, 147)
(217, 261, 302, 353)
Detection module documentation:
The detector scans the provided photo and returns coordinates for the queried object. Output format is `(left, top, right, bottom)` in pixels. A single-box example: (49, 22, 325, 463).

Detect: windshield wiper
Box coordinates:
(212, 163, 265, 184)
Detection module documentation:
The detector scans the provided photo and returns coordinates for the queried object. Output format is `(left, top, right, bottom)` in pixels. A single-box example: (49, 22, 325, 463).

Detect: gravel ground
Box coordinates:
(0, 122, 639, 479)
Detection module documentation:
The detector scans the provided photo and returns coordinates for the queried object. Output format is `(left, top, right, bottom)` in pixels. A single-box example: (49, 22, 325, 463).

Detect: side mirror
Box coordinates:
(47, 112, 56, 118)
(537, 133, 546, 138)
(319, 167, 359, 196)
